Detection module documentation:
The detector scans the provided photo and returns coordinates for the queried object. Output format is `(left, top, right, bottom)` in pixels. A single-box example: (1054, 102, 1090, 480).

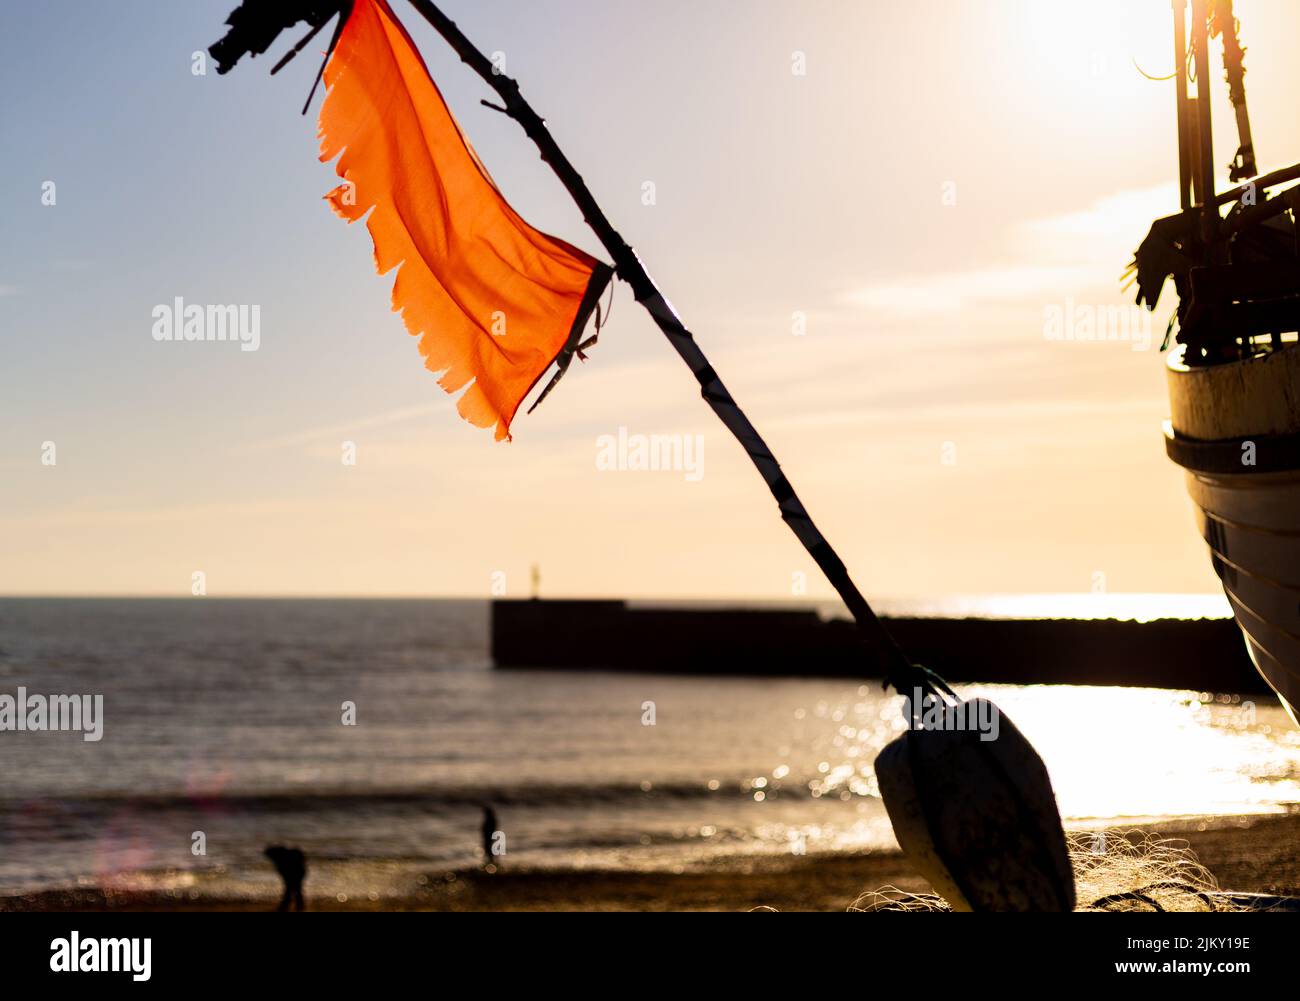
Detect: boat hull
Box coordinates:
(1166, 343, 1300, 724)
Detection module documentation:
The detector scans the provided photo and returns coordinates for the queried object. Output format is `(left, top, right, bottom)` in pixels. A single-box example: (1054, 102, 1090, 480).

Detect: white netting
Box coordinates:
(842, 831, 1239, 913)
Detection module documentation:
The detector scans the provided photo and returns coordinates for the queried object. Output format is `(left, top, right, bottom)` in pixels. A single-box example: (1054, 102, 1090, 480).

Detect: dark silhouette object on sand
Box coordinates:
(481, 807, 499, 869)
(264, 846, 307, 912)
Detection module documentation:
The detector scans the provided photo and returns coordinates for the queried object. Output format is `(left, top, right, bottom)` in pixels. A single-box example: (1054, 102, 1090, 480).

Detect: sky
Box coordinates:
(2, 0, 1299, 602)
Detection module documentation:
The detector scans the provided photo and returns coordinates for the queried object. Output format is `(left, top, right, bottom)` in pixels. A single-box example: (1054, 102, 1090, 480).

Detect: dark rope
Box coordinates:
(299, 7, 349, 115)
(1132, 56, 1177, 82)
(1089, 879, 1219, 912)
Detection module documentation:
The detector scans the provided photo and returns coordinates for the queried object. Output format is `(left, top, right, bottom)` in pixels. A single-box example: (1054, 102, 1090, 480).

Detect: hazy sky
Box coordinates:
(3, 0, 1299, 600)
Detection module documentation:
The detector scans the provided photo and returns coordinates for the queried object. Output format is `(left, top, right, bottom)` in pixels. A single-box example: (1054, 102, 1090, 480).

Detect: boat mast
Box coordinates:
(1190, 0, 1220, 248)
(1173, 0, 1192, 212)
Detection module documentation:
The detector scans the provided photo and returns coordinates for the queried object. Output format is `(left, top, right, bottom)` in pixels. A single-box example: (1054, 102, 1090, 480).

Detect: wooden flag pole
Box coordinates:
(404, 0, 933, 696)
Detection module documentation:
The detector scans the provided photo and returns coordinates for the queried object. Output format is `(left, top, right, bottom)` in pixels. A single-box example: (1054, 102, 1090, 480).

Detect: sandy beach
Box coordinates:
(4, 813, 1296, 913)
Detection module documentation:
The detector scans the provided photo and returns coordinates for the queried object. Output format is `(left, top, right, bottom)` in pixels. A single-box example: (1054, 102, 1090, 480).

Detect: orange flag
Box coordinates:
(318, 0, 611, 440)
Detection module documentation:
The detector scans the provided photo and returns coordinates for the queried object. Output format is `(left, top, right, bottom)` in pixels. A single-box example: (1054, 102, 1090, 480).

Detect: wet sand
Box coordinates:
(4, 812, 1297, 912)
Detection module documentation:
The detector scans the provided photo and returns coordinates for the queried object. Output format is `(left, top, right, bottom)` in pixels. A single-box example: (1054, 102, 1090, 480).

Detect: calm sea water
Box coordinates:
(0, 598, 1297, 900)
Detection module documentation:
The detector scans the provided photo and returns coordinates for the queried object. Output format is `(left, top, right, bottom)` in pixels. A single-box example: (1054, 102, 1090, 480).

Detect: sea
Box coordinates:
(1, 597, 1298, 902)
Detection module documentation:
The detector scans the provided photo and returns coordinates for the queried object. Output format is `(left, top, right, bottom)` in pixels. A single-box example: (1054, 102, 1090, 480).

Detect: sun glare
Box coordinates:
(1011, 0, 1182, 109)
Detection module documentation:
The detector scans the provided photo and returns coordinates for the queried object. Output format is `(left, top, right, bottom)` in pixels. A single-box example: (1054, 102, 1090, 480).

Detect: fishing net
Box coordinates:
(844, 831, 1242, 913)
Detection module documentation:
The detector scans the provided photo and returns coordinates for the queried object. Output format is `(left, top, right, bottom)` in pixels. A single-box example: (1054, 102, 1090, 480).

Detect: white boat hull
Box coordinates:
(1166, 343, 1300, 724)
(1178, 465, 1300, 719)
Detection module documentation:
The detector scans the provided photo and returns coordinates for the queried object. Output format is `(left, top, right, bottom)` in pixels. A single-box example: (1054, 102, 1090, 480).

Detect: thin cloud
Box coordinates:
(841, 182, 1182, 317)
(239, 402, 450, 452)
(843, 265, 1096, 314)
(0, 497, 314, 528)
(1020, 182, 1180, 243)
(766, 396, 1160, 433)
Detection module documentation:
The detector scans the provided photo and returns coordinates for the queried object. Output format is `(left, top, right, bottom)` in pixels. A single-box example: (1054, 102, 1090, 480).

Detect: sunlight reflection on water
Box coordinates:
(971, 684, 1300, 821)
(794, 682, 1300, 828)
